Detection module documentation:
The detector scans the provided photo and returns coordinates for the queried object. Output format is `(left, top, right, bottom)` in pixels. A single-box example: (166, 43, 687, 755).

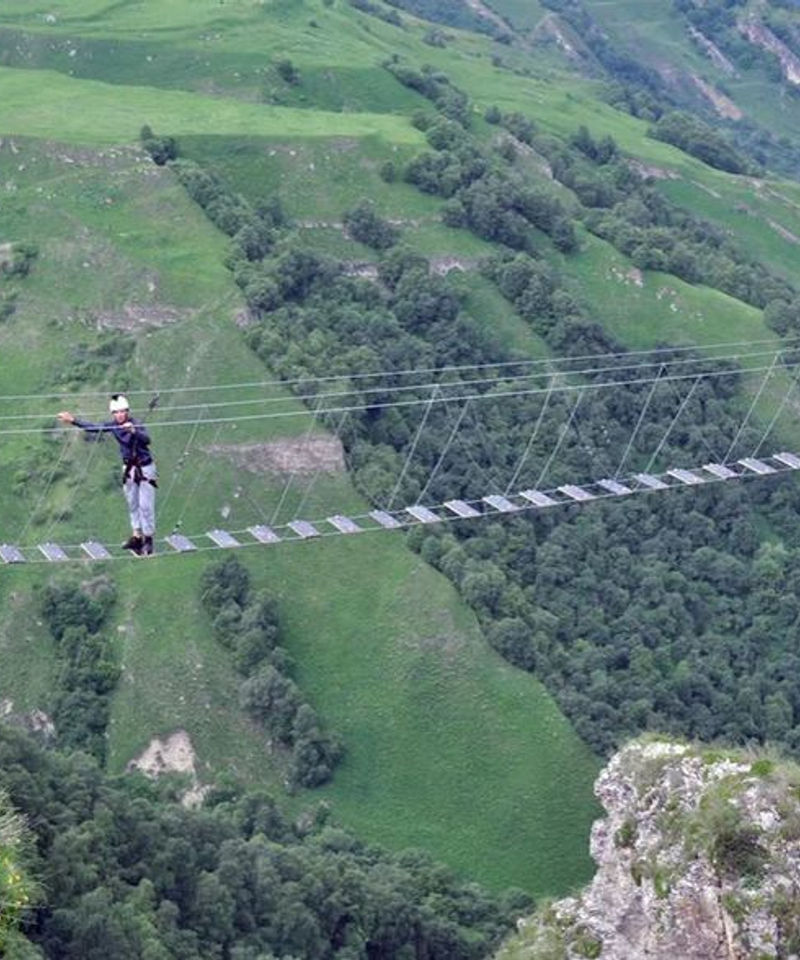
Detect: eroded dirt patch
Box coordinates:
(690, 73, 742, 120)
(128, 728, 197, 776)
(127, 728, 209, 808)
(207, 436, 346, 475)
(94, 303, 190, 331)
(627, 159, 680, 181)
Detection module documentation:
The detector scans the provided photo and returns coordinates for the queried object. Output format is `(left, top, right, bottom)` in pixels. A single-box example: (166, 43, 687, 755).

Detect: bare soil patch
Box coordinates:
(768, 219, 800, 245)
(627, 159, 680, 182)
(94, 303, 190, 331)
(207, 436, 346, 475)
(128, 729, 209, 808)
(431, 256, 477, 275)
(689, 73, 742, 120)
(128, 729, 198, 777)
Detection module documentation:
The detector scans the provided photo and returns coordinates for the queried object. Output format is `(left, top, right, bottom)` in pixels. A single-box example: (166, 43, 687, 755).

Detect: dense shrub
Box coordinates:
(201, 558, 342, 789)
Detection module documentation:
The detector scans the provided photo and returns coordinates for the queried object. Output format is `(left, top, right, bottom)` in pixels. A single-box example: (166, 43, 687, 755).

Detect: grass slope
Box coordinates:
(0, 67, 424, 145)
(3, 0, 800, 902)
(0, 136, 599, 895)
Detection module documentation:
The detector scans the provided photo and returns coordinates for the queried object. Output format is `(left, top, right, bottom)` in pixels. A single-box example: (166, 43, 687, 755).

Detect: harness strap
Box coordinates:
(123, 459, 157, 487)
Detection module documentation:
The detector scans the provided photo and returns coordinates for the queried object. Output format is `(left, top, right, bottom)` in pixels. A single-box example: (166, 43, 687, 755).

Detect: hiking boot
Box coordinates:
(142, 535, 154, 556)
(123, 534, 143, 555)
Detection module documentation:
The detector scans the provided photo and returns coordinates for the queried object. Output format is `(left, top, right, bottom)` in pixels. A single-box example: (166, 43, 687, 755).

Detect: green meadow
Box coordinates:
(0, 67, 424, 145)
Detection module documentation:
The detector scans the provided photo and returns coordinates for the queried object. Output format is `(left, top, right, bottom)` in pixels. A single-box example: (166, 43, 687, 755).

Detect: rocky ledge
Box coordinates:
(498, 738, 800, 959)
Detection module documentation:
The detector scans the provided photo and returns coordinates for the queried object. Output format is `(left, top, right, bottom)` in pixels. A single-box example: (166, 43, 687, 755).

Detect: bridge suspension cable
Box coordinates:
(1, 354, 797, 439)
(0, 334, 795, 406)
(0, 342, 788, 422)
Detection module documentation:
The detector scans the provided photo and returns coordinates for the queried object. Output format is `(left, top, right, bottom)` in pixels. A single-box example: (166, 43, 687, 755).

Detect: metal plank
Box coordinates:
(370, 509, 403, 529)
(38, 542, 68, 562)
(519, 489, 558, 507)
(0, 544, 25, 564)
(166, 534, 196, 553)
(207, 529, 240, 548)
(667, 468, 704, 486)
(406, 505, 441, 524)
(634, 473, 669, 490)
(773, 452, 800, 470)
(288, 520, 320, 539)
(248, 524, 281, 544)
(702, 463, 737, 480)
(597, 479, 632, 496)
(483, 494, 519, 513)
(558, 484, 594, 502)
(739, 457, 775, 475)
(81, 540, 111, 560)
(443, 499, 481, 519)
(327, 515, 362, 534)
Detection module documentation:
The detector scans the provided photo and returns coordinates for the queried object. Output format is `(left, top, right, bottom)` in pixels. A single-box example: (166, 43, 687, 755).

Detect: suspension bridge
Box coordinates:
(2, 336, 799, 565)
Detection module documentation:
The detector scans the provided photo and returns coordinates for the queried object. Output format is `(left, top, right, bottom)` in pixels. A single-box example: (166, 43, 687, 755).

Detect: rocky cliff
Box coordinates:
(497, 739, 800, 960)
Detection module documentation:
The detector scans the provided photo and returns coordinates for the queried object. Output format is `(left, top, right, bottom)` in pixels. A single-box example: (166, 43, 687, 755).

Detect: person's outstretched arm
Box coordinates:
(57, 411, 112, 433)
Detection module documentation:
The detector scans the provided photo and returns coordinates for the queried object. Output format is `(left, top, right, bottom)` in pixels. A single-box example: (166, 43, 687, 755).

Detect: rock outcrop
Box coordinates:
(497, 739, 800, 959)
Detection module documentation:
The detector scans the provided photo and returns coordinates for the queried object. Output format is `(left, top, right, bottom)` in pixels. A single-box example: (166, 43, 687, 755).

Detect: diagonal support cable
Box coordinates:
(160, 403, 207, 528)
(16, 429, 74, 546)
(752, 371, 800, 457)
(416, 399, 471, 504)
(724, 350, 781, 463)
(271, 395, 323, 524)
(505, 376, 555, 495)
(614, 364, 664, 478)
(387, 385, 439, 509)
(661, 376, 720, 464)
(644, 375, 702, 475)
(535, 388, 584, 489)
(293, 409, 350, 520)
(465, 399, 504, 492)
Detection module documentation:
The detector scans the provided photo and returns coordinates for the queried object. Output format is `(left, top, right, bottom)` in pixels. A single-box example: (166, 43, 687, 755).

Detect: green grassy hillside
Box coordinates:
(0, 133, 599, 895)
(4, 0, 800, 915)
(582, 0, 800, 140)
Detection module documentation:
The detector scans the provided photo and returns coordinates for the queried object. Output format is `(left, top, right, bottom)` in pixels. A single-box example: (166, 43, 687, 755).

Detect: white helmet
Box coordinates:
(109, 394, 130, 413)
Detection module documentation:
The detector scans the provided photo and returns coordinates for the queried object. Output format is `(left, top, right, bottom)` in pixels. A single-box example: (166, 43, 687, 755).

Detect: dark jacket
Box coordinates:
(73, 416, 153, 465)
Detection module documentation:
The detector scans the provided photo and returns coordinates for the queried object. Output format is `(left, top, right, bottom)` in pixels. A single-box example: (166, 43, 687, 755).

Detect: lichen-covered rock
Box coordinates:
(497, 738, 800, 960)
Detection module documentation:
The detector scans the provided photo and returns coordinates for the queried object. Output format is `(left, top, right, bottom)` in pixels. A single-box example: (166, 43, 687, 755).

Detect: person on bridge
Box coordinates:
(58, 394, 157, 556)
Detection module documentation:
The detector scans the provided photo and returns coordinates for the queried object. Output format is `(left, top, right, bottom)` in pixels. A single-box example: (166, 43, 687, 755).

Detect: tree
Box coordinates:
(343, 200, 399, 250)
(240, 665, 301, 742)
(276, 58, 300, 85)
(201, 556, 251, 613)
(486, 618, 537, 670)
(139, 125, 178, 166)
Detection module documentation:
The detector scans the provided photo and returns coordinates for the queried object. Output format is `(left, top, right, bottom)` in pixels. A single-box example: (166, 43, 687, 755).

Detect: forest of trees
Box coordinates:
(39, 577, 120, 765)
(0, 723, 528, 958)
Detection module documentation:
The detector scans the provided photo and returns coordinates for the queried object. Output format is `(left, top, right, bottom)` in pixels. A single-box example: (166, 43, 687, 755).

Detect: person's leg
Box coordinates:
(139, 463, 157, 555)
(122, 469, 143, 552)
